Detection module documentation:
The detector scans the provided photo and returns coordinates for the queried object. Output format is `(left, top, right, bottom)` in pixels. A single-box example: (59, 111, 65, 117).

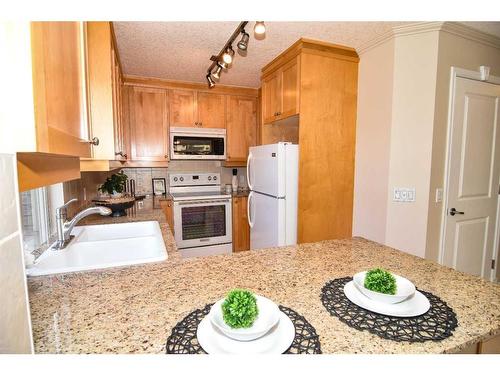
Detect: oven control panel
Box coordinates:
(169, 173, 220, 187)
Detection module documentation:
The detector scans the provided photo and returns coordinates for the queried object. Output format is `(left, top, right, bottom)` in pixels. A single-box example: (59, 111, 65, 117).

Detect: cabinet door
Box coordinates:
(161, 199, 174, 233)
(169, 89, 196, 127)
(197, 92, 225, 128)
(262, 72, 281, 124)
(226, 96, 257, 162)
(31, 22, 91, 157)
(232, 196, 250, 252)
(111, 48, 127, 160)
(129, 87, 169, 161)
(280, 57, 299, 119)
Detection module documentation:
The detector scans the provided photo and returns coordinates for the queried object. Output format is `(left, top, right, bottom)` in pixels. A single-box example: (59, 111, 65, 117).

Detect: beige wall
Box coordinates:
(425, 32, 500, 263)
(384, 31, 440, 258)
(352, 39, 394, 244)
(0, 154, 33, 353)
(354, 24, 500, 265)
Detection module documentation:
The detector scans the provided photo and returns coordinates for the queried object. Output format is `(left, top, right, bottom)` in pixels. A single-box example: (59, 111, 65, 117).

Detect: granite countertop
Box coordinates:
(27, 200, 500, 354)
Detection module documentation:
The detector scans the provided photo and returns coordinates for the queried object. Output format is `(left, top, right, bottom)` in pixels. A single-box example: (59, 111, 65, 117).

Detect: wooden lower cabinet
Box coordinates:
(232, 196, 250, 252)
(160, 199, 174, 233)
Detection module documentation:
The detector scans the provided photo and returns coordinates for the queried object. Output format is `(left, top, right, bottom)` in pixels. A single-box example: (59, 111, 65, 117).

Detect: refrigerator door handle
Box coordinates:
(246, 152, 253, 190)
(247, 191, 255, 228)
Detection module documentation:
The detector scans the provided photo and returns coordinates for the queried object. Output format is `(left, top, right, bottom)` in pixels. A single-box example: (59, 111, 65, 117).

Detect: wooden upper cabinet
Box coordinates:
(169, 90, 226, 128)
(280, 58, 299, 119)
(169, 89, 196, 127)
(262, 73, 281, 124)
(261, 56, 300, 125)
(226, 96, 257, 162)
(129, 87, 169, 161)
(31, 22, 91, 157)
(197, 92, 225, 128)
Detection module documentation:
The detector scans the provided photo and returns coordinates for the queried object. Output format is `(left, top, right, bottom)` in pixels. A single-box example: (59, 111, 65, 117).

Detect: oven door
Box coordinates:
(173, 199, 232, 249)
(170, 130, 226, 160)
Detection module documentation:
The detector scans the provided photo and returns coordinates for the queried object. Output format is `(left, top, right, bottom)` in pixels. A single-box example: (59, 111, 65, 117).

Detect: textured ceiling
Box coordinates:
(113, 21, 500, 88)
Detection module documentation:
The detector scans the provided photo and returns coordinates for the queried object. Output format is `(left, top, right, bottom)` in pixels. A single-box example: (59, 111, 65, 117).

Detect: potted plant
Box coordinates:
(98, 171, 128, 198)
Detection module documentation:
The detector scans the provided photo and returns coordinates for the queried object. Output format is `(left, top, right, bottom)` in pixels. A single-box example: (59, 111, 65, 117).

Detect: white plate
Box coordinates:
(197, 311, 295, 354)
(344, 281, 430, 317)
(209, 295, 280, 341)
(353, 271, 416, 304)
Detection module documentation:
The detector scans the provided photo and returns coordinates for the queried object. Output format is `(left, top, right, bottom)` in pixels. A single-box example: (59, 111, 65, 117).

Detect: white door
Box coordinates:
(247, 143, 286, 197)
(248, 191, 285, 250)
(442, 77, 500, 279)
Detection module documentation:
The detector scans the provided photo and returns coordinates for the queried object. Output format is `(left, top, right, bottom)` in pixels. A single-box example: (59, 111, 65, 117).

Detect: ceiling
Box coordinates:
(113, 21, 500, 88)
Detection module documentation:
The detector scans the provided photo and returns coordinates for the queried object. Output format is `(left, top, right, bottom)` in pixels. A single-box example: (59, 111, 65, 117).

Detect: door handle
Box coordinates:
(246, 152, 253, 190)
(247, 191, 255, 228)
(449, 208, 465, 216)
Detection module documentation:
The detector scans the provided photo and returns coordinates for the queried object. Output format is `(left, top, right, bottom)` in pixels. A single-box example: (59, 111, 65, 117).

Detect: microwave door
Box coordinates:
(170, 133, 226, 160)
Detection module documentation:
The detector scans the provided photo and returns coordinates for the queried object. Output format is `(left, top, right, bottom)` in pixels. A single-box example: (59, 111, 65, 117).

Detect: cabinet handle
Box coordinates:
(194, 122, 198, 126)
(115, 151, 127, 158)
(164, 154, 168, 159)
(199, 122, 203, 127)
(87, 137, 99, 146)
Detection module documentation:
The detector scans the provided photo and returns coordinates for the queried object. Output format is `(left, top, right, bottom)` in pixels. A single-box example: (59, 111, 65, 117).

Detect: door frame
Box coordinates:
(438, 67, 500, 281)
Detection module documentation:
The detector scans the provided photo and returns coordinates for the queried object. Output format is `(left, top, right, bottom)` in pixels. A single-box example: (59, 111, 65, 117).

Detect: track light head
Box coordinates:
(237, 31, 250, 51)
(212, 64, 223, 80)
(222, 46, 235, 65)
(254, 21, 266, 35)
(206, 74, 215, 88)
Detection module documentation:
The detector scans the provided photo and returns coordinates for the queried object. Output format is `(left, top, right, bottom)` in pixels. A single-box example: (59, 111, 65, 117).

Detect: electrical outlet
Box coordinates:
(393, 188, 416, 202)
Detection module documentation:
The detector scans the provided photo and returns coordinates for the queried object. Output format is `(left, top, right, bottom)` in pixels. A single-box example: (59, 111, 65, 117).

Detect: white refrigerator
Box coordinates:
(246, 142, 299, 250)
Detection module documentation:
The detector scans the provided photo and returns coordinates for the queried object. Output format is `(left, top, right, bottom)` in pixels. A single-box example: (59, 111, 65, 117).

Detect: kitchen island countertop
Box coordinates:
(27, 199, 500, 353)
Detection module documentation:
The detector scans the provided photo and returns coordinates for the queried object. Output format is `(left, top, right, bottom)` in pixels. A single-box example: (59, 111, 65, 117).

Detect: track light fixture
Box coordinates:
(205, 21, 265, 88)
(237, 31, 250, 51)
(254, 21, 266, 35)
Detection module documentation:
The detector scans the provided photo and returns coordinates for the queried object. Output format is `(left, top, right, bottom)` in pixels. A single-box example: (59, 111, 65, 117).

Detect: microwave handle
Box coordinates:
(246, 152, 253, 190)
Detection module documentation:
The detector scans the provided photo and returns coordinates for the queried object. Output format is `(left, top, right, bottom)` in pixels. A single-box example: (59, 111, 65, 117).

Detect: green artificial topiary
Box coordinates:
(221, 289, 259, 328)
(364, 268, 397, 295)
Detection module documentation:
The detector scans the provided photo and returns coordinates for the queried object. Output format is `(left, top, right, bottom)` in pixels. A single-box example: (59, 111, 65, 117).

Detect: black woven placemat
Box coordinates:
(321, 277, 458, 342)
(166, 304, 321, 354)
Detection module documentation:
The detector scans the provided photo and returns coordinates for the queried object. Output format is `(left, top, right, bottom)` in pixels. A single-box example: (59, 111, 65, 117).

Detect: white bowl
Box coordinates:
(353, 271, 416, 304)
(209, 295, 280, 341)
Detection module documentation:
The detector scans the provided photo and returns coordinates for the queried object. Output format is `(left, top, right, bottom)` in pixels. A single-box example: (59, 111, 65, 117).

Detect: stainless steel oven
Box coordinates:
(173, 198, 232, 252)
(170, 127, 226, 160)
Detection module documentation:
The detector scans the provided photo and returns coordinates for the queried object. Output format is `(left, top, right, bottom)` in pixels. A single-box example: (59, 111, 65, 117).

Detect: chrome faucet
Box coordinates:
(54, 199, 112, 250)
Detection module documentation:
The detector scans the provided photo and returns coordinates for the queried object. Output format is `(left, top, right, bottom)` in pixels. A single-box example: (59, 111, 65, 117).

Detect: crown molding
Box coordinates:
(357, 22, 500, 55)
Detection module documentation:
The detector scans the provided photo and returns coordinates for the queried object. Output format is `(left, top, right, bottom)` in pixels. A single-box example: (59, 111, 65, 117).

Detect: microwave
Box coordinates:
(170, 127, 226, 160)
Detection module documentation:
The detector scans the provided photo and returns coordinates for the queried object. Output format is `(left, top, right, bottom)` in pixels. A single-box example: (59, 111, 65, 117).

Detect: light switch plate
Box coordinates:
(393, 188, 416, 202)
(435, 188, 443, 203)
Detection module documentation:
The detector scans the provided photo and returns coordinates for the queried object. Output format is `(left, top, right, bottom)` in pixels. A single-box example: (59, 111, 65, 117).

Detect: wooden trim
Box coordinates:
(79, 159, 122, 172)
(261, 38, 359, 78)
(123, 74, 259, 97)
(112, 160, 169, 168)
(109, 22, 124, 73)
(17, 152, 81, 192)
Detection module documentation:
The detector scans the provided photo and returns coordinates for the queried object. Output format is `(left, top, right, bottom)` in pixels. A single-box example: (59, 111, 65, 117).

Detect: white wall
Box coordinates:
(352, 39, 394, 244)
(0, 154, 33, 353)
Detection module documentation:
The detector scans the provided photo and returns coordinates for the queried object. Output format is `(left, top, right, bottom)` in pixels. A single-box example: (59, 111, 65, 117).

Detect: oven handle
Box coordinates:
(177, 199, 231, 206)
(247, 191, 255, 228)
(247, 152, 253, 190)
